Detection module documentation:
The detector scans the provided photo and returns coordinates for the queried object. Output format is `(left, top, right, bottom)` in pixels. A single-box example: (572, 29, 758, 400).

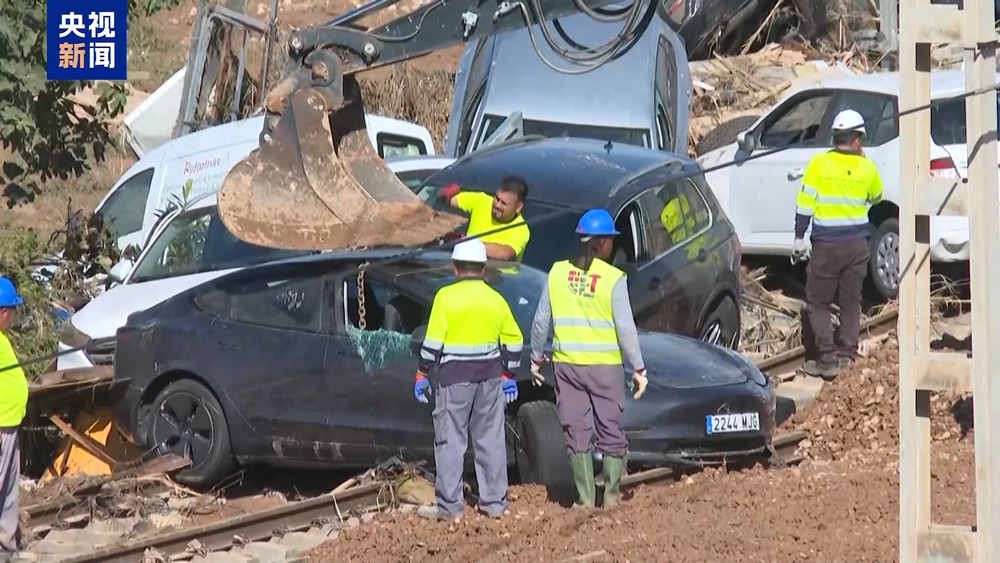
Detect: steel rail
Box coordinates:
(57, 432, 807, 563)
(754, 306, 899, 379)
(62, 482, 385, 563)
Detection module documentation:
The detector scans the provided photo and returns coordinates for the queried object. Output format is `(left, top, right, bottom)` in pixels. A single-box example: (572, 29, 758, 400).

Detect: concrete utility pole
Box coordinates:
(898, 0, 999, 561)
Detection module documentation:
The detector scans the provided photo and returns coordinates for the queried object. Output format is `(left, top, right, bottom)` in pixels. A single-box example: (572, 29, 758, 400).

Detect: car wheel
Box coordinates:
(148, 378, 233, 487)
(699, 296, 741, 349)
(694, 115, 761, 156)
(868, 218, 900, 300)
(514, 401, 573, 493)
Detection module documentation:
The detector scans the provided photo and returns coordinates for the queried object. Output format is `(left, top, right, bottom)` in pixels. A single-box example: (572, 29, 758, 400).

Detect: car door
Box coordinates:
(730, 89, 839, 249)
(825, 90, 900, 197)
(201, 272, 347, 457)
(611, 193, 671, 332)
(96, 167, 156, 252)
(630, 186, 700, 335)
(337, 272, 435, 463)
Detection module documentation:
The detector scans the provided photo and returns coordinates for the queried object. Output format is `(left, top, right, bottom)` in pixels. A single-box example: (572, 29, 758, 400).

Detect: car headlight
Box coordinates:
(58, 319, 91, 349)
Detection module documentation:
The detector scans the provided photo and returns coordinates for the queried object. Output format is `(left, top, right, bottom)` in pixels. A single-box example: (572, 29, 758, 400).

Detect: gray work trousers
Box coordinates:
(0, 429, 19, 553)
(806, 238, 870, 362)
(431, 378, 507, 518)
(553, 363, 628, 456)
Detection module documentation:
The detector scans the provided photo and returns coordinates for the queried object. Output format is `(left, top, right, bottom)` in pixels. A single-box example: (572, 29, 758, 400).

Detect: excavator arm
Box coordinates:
(218, 0, 658, 251)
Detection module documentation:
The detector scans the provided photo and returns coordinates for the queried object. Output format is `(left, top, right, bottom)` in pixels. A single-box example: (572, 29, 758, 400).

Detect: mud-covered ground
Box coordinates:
(305, 339, 977, 563)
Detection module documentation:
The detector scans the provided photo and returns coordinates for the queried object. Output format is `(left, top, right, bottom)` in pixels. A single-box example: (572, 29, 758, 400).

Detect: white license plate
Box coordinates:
(705, 412, 760, 434)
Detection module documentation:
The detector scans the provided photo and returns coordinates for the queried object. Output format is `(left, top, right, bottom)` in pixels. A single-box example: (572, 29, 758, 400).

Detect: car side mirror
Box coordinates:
(410, 324, 427, 352)
(736, 130, 755, 152)
(107, 259, 134, 285)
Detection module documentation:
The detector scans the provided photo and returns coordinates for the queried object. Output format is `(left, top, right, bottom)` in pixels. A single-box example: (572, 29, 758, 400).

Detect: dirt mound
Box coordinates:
(790, 338, 973, 462)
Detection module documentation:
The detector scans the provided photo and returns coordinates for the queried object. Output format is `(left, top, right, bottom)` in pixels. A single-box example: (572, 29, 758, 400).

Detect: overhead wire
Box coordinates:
(352, 79, 1000, 276)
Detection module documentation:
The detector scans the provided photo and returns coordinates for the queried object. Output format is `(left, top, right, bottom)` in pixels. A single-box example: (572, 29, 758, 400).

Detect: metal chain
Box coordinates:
(357, 261, 370, 330)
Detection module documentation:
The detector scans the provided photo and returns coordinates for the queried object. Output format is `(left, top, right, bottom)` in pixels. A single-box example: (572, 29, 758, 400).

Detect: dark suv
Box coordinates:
(415, 137, 743, 348)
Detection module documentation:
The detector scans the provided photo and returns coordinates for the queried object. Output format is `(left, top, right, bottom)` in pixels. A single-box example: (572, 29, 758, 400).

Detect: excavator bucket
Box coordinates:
(217, 77, 467, 251)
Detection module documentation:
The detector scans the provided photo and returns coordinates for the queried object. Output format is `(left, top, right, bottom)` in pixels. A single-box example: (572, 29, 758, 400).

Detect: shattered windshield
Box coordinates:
(391, 262, 548, 331)
(130, 206, 308, 284)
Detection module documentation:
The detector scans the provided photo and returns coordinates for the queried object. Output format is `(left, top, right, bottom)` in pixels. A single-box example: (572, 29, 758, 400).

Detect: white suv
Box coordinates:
(696, 69, 996, 298)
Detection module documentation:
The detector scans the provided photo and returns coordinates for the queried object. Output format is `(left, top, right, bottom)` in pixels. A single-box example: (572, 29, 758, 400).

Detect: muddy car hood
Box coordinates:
(627, 331, 759, 389)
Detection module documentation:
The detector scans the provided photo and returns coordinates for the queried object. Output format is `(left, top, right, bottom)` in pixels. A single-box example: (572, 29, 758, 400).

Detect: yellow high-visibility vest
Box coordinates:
(547, 258, 624, 365)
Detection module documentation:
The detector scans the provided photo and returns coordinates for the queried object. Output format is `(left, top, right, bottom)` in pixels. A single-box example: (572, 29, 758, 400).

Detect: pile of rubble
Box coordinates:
(687, 43, 864, 153)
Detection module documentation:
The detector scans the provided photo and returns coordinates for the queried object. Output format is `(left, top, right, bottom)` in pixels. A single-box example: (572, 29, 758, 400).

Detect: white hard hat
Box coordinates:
(451, 238, 488, 263)
(832, 109, 867, 137)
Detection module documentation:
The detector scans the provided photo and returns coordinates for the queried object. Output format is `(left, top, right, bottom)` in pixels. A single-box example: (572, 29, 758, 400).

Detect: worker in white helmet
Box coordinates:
(792, 109, 884, 380)
(413, 238, 523, 521)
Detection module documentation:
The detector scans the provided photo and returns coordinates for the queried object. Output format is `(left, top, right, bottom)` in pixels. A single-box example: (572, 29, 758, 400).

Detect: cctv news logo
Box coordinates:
(46, 0, 128, 80)
(567, 269, 601, 298)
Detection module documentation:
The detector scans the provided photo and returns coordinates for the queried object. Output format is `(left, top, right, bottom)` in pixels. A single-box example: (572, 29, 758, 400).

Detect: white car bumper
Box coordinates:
(928, 216, 971, 262)
(55, 342, 95, 371)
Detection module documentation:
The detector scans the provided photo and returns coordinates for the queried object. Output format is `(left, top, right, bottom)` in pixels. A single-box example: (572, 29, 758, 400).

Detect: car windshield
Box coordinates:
(414, 181, 583, 271)
(390, 262, 547, 330)
(478, 113, 650, 149)
(930, 94, 1000, 146)
(129, 205, 309, 284)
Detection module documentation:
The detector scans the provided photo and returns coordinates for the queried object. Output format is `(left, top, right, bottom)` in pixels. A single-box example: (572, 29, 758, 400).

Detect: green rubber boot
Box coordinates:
(569, 453, 596, 508)
(602, 455, 626, 509)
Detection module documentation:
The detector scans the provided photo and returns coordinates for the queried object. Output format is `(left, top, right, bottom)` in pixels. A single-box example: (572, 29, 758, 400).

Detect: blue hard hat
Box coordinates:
(575, 209, 619, 237)
(0, 277, 23, 308)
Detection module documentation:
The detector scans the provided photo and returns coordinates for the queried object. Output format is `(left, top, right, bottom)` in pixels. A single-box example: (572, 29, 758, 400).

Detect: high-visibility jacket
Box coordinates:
(795, 149, 884, 243)
(660, 193, 697, 244)
(0, 331, 27, 428)
(547, 258, 624, 365)
(419, 278, 523, 386)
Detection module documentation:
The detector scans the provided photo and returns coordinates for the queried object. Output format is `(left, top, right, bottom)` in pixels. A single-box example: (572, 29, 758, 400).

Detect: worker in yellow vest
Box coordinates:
(527, 209, 648, 509)
(0, 277, 26, 560)
(792, 109, 884, 380)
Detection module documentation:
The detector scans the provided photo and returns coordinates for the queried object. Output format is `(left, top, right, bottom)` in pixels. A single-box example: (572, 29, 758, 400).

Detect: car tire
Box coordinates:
(148, 378, 233, 487)
(514, 401, 573, 493)
(790, 0, 826, 39)
(867, 218, 900, 300)
(694, 115, 761, 156)
(699, 296, 741, 349)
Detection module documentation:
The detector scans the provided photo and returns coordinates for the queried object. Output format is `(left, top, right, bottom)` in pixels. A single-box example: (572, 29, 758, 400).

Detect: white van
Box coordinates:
(94, 114, 436, 253)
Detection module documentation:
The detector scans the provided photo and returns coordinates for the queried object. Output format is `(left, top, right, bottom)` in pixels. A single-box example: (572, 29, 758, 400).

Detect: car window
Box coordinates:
(344, 277, 429, 335)
(129, 205, 307, 284)
(758, 92, 837, 148)
(613, 201, 647, 267)
(395, 168, 442, 190)
(195, 275, 326, 332)
(376, 133, 427, 159)
(930, 93, 1000, 146)
(478, 114, 651, 149)
(831, 91, 898, 146)
(97, 168, 155, 240)
(647, 180, 711, 254)
(658, 38, 677, 150)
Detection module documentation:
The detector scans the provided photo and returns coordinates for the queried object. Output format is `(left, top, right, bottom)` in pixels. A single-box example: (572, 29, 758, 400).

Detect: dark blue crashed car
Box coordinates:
(111, 250, 776, 489)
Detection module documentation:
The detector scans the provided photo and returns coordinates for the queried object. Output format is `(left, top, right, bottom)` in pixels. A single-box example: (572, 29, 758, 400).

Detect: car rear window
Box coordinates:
(929, 94, 1000, 146)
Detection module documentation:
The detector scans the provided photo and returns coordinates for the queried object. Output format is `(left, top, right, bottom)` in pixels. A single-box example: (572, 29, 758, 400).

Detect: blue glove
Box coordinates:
(414, 373, 431, 404)
(501, 374, 518, 404)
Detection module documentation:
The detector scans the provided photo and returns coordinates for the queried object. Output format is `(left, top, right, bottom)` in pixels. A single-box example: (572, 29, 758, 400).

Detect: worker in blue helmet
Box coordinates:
(528, 209, 648, 510)
(0, 277, 25, 559)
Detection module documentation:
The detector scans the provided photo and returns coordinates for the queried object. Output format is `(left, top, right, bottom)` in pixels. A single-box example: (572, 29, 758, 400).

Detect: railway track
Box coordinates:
(754, 305, 899, 381)
(54, 431, 807, 563)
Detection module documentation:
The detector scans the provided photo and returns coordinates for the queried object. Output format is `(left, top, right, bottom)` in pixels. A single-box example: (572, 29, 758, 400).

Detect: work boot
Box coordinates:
(802, 359, 842, 381)
(836, 356, 853, 370)
(416, 504, 462, 522)
(601, 455, 626, 509)
(569, 453, 596, 508)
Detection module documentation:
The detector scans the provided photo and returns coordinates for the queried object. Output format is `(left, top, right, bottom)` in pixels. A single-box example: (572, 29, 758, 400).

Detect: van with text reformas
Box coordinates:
(94, 114, 437, 254)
